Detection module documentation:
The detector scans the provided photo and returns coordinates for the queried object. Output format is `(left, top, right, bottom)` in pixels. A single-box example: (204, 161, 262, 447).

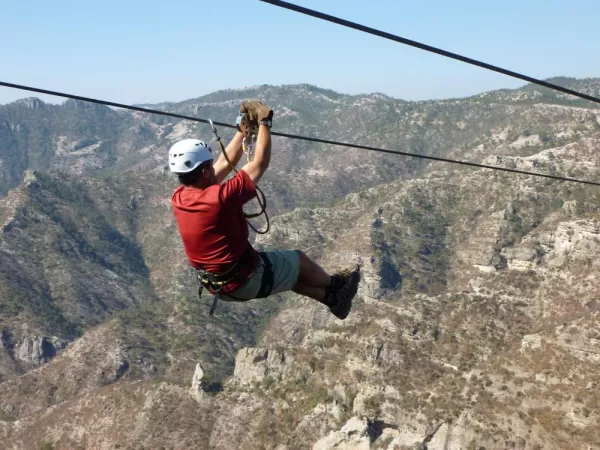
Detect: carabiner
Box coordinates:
(208, 118, 219, 137)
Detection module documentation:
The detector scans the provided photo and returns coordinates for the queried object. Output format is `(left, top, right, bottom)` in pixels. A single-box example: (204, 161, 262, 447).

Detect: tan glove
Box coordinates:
(241, 100, 273, 123)
(239, 102, 258, 124)
(238, 102, 257, 135)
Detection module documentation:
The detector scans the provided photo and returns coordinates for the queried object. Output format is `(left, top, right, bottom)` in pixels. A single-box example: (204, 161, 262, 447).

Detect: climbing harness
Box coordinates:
(195, 247, 276, 316)
(196, 118, 271, 315)
(195, 244, 254, 316)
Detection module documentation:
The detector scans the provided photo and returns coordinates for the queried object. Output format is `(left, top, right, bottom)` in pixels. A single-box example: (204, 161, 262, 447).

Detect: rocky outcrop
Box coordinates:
(14, 98, 46, 109)
(233, 347, 298, 385)
(0, 323, 133, 419)
(313, 415, 475, 450)
(16, 334, 67, 366)
(128, 195, 144, 210)
(521, 333, 542, 351)
(313, 417, 373, 450)
(502, 219, 600, 270)
(23, 169, 39, 188)
(190, 363, 205, 403)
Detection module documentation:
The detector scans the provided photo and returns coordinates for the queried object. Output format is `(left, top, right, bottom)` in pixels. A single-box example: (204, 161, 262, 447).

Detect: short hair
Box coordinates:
(177, 160, 212, 186)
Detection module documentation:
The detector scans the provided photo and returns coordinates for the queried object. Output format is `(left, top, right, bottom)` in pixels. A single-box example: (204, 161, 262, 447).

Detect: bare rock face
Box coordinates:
(313, 416, 372, 450)
(501, 218, 600, 270)
(313, 415, 474, 450)
(97, 339, 130, 385)
(16, 334, 67, 366)
(22, 169, 39, 187)
(0, 323, 133, 419)
(233, 347, 297, 385)
(15, 98, 46, 109)
(190, 363, 205, 403)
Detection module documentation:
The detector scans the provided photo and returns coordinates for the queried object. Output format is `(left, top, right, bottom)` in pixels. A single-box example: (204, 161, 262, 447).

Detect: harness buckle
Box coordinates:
(196, 270, 224, 316)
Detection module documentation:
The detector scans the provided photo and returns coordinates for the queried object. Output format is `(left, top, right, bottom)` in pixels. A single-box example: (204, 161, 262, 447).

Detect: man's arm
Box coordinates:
(240, 123, 271, 185)
(214, 130, 245, 184)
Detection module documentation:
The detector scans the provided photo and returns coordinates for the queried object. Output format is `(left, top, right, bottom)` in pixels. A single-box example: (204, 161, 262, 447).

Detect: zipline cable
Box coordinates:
(258, 0, 600, 107)
(1, 80, 600, 187)
(0, 81, 233, 130)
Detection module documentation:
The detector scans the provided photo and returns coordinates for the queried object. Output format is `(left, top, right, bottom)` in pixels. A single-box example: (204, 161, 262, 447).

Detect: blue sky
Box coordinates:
(1, 0, 599, 105)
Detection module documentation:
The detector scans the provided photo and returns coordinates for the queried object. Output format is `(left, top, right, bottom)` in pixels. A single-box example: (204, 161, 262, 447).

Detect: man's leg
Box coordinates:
(291, 250, 330, 302)
(292, 251, 360, 318)
(219, 249, 359, 319)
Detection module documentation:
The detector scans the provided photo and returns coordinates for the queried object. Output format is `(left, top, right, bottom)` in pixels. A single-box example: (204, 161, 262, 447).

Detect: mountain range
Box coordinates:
(1, 77, 600, 449)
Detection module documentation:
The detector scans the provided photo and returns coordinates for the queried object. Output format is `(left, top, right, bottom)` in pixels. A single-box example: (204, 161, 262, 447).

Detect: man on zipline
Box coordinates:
(168, 100, 360, 319)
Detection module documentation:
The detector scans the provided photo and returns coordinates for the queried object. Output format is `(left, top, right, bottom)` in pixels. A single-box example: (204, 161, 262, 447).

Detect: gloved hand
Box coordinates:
(239, 102, 258, 125)
(240, 100, 273, 123)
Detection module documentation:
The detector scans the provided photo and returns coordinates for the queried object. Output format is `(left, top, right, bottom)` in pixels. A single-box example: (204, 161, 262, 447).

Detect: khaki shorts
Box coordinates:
(218, 250, 300, 301)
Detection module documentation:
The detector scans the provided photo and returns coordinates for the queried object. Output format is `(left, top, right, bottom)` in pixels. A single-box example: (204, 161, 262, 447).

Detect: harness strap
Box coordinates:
(209, 293, 219, 316)
(196, 245, 255, 316)
(198, 250, 275, 316)
(196, 245, 253, 286)
(255, 252, 275, 298)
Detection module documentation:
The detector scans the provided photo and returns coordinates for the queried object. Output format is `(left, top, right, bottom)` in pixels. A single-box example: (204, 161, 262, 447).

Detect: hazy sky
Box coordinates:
(1, 0, 599, 105)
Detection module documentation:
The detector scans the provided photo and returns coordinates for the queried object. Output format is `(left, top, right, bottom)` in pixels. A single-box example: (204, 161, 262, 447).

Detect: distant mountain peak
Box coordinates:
(11, 97, 46, 109)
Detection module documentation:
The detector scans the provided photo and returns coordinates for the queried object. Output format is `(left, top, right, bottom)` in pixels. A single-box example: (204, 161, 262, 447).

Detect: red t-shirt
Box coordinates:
(171, 169, 260, 293)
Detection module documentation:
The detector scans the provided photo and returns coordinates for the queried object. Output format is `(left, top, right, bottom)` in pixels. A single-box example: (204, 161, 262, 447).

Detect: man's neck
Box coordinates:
(185, 180, 212, 190)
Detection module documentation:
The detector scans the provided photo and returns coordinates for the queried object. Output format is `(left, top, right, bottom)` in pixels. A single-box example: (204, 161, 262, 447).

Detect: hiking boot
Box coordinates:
(329, 266, 361, 320)
(329, 265, 356, 290)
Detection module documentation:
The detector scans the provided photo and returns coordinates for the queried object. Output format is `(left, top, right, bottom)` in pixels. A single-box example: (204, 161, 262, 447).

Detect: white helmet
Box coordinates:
(168, 139, 213, 174)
